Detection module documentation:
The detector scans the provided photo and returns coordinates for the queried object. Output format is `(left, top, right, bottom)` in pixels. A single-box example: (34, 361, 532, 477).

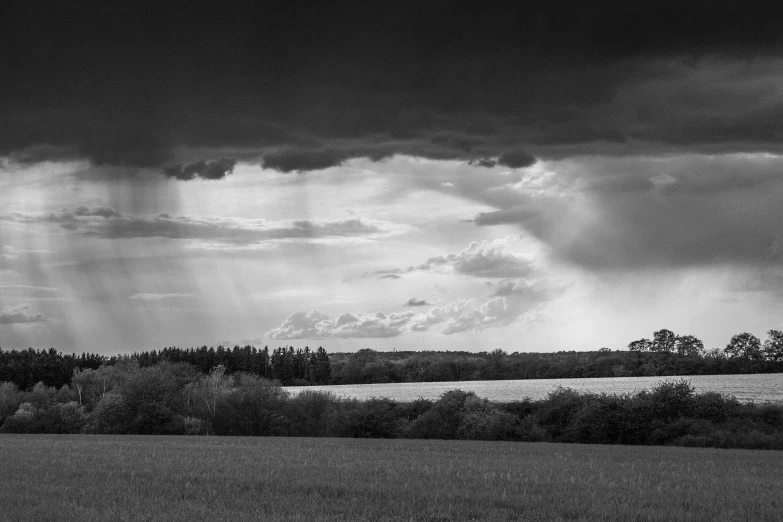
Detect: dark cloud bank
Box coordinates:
(2, 1, 783, 174)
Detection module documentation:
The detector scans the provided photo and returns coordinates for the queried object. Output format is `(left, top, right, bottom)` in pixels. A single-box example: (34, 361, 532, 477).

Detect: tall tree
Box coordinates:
(312, 347, 331, 385)
(651, 329, 677, 353)
(762, 329, 783, 362)
(191, 364, 229, 418)
(627, 339, 652, 352)
(675, 335, 704, 357)
(724, 333, 763, 361)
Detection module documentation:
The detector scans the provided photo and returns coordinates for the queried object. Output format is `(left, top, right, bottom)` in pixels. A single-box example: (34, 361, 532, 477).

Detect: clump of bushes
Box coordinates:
(1, 363, 781, 450)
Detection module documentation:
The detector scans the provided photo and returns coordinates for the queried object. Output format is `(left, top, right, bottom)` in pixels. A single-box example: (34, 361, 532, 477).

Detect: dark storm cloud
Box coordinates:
(2, 1, 782, 173)
(164, 158, 237, 180)
(497, 150, 538, 169)
(261, 148, 395, 173)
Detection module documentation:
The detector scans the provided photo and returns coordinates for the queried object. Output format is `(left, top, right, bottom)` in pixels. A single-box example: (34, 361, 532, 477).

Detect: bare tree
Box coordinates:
(192, 364, 230, 417)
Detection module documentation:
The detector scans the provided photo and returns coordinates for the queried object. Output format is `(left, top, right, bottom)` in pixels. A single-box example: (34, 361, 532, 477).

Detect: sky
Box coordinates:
(1, 1, 782, 354)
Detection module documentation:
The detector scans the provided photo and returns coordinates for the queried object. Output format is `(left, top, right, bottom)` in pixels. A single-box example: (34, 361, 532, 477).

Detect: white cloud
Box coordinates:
(266, 309, 416, 339)
(266, 282, 556, 339)
(265, 310, 331, 339)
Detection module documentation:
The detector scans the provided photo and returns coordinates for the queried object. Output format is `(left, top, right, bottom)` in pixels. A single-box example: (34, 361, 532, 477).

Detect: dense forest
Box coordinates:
(0, 345, 331, 389)
(0, 360, 781, 450)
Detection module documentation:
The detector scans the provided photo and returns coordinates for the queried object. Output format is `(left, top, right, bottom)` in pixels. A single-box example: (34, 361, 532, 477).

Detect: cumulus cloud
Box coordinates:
(422, 241, 536, 278)
(266, 309, 419, 339)
(426, 298, 516, 335)
(266, 277, 559, 339)
(490, 279, 531, 297)
(265, 310, 332, 339)
(163, 158, 237, 181)
(0, 207, 412, 246)
(382, 240, 537, 278)
(267, 294, 542, 339)
(0, 305, 49, 325)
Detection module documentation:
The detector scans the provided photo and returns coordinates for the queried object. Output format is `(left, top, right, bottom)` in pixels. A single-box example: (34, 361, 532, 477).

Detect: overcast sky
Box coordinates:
(1, 1, 782, 354)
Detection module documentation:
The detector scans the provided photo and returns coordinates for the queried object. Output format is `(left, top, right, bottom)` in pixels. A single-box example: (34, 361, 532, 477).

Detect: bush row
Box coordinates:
(1, 361, 781, 450)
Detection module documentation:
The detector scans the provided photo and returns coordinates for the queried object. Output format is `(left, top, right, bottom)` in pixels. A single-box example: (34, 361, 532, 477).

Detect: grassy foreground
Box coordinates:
(1, 435, 781, 522)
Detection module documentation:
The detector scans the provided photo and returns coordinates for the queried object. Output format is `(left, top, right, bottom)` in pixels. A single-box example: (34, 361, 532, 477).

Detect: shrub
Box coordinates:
(52, 401, 88, 433)
(406, 390, 474, 440)
(536, 387, 592, 440)
(0, 381, 21, 427)
(181, 416, 207, 435)
(324, 398, 400, 438)
(0, 403, 37, 433)
(561, 394, 629, 444)
(86, 391, 134, 434)
(645, 379, 696, 421)
(213, 376, 289, 436)
(516, 414, 550, 442)
(690, 392, 739, 423)
(287, 390, 338, 437)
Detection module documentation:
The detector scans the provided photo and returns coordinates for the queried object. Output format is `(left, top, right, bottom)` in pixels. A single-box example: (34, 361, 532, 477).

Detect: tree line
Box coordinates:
(627, 328, 783, 362)
(326, 329, 782, 385)
(0, 345, 331, 390)
(134, 345, 331, 385)
(1, 360, 781, 450)
(1, 327, 781, 391)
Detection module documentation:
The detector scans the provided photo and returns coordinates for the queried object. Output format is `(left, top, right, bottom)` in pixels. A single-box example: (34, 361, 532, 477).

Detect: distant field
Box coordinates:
(1, 435, 781, 522)
(285, 373, 783, 403)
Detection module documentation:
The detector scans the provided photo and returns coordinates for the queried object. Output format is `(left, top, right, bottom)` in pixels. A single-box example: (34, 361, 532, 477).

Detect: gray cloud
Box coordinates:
(380, 274, 401, 280)
(1, 207, 412, 246)
(416, 241, 537, 278)
(376, 240, 539, 279)
(0, 305, 49, 325)
(463, 153, 783, 269)
(405, 298, 429, 307)
(128, 293, 195, 301)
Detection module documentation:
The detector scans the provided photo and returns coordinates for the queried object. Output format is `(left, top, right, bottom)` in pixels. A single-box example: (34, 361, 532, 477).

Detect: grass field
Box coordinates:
(1, 435, 781, 521)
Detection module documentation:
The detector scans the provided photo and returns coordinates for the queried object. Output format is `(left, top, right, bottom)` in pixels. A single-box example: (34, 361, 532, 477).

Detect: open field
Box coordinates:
(1, 435, 781, 522)
(286, 373, 783, 403)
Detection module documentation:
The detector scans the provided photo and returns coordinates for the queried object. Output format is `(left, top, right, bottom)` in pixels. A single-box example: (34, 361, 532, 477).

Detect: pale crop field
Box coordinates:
(286, 373, 783, 403)
(1, 435, 781, 521)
